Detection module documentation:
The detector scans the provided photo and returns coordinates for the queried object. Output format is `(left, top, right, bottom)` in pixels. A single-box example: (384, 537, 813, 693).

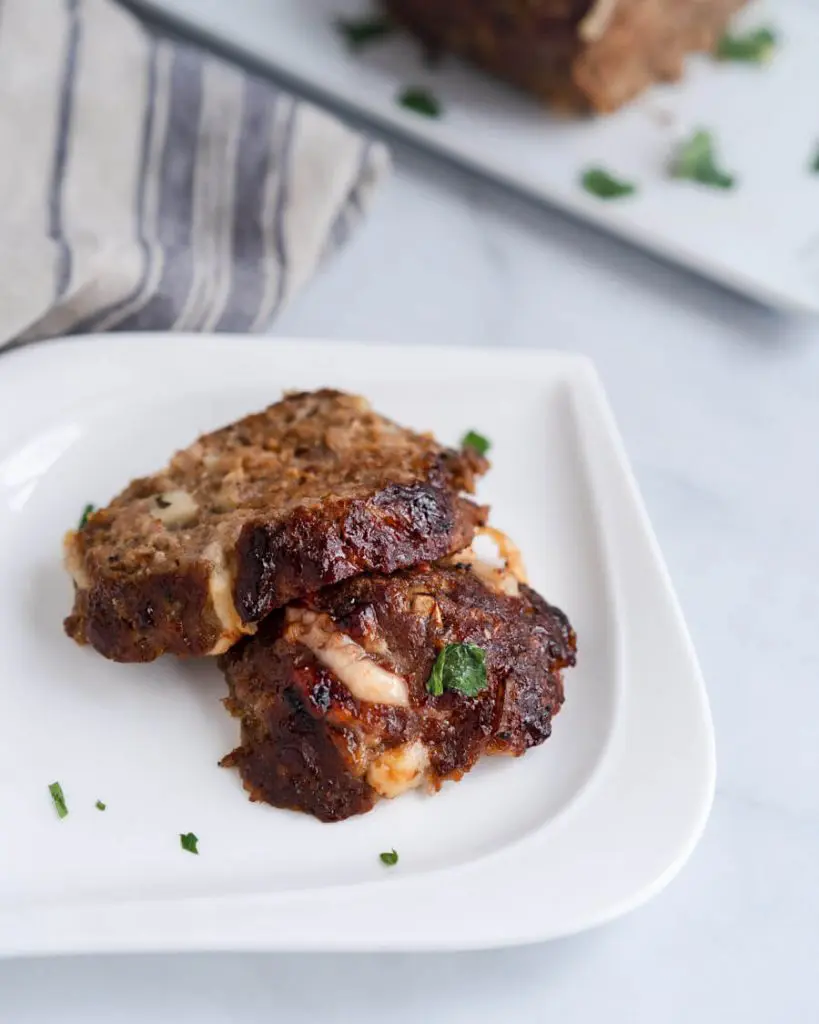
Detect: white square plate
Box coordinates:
(132, 0, 819, 313)
(0, 335, 714, 957)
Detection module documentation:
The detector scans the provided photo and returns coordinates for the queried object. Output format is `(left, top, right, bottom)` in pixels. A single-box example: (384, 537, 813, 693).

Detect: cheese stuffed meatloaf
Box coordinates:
(220, 540, 577, 822)
(64, 391, 487, 663)
(382, 0, 746, 113)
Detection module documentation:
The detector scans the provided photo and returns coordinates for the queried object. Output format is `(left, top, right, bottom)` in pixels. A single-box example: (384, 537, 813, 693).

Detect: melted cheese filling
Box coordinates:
(63, 532, 90, 589)
(447, 526, 528, 597)
(367, 740, 430, 798)
(204, 542, 255, 655)
(477, 526, 529, 584)
(450, 549, 520, 596)
(152, 489, 199, 528)
(285, 608, 409, 707)
(578, 0, 619, 42)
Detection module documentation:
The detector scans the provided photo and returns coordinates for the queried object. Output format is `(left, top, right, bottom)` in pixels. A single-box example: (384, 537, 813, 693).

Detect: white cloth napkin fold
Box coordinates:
(0, 0, 390, 348)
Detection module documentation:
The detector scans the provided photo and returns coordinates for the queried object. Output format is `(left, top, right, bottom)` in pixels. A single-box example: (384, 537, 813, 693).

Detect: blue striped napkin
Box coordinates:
(0, 0, 390, 348)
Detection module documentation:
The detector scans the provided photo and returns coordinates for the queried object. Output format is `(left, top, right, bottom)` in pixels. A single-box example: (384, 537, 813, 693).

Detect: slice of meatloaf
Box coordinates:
(382, 0, 746, 114)
(64, 390, 487, 663)
(219, 551, 576, 822)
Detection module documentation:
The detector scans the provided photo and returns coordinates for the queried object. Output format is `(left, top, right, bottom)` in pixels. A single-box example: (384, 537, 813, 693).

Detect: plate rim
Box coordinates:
(0, 334, 716, 957)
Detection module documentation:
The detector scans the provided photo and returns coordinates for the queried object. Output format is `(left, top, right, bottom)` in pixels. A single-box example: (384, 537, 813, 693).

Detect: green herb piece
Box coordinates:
(427, 643, 487, 698)
(716, 26, 777, 64)
(380, 849, 399, 866)
(336, 14, 394, 49)
(461, 430, 491, 457)
(49, 782, 68, 819)
(398, 86, 441, 119)
(95, 800, 106, 811)
(78, 503, 95, 529)
(180, 832, 199, 855)
(670, 130, 736, 190)
(810, 145, 819, 174)
(580, 168, 637, 200)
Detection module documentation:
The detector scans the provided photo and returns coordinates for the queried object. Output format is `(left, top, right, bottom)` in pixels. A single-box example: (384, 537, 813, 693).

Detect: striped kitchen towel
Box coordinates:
(0, 0, 390, 349)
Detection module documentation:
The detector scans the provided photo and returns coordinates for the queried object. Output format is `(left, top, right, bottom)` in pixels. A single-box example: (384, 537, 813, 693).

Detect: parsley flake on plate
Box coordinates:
(336, 14, 394, 49)
(461, 430, 491, 457)
(716, 26, 777, 64)
(49, 782, 68, 819)
(95, 800, 106, 811)
(78, 503, 95, 529)
(380, 849, 399, 866)
(427, 643, 487, 698)
(398, 86, 442, 119)
(810, 145, 819, 174)
(180, 832, 199, 855)
(670, 130, 736, 190)
(580, 168, 637, 200)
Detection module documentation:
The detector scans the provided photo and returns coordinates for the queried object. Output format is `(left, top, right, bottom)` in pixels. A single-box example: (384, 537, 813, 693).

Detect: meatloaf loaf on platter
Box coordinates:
(382, 0, 746, 112)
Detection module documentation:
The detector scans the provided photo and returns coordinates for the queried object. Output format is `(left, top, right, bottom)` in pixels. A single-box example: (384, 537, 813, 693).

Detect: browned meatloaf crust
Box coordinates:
(64, 390, 487, 664)
(219, 559, 576, 822)
(382, 0, 746, 113)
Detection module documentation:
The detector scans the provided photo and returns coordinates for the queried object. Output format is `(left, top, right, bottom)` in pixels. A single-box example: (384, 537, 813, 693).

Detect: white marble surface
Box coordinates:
(3, 142, 819, 1021)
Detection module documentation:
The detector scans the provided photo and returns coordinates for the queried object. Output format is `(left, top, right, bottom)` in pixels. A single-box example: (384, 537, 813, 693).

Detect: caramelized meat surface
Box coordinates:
(220, 560, 576, 822)
(64, 390, 486, 663)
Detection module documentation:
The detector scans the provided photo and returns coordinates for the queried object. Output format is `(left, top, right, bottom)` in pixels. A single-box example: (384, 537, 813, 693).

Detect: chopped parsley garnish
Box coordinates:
(49, 782, 68, 819)
(461, 430, 491, 457)
(427, 643, 487, 698)
(78, 503, 95, 529)
(670, 130, 735, 190)
(580, 168, 637, 200)
(180, 832, 199, 855)
(95, 800, 106, 811)
(398, 86, 441, 119)
(380, 849, 399, 866)
(336, 14, 394, 49)
(716, 26, 777, 64)
(811, 145, 819, 174)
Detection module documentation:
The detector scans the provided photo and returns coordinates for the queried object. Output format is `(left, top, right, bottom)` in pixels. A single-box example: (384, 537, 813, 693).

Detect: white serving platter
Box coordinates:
(131, 0, 819, 313)
(0, 334, 714, 956)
